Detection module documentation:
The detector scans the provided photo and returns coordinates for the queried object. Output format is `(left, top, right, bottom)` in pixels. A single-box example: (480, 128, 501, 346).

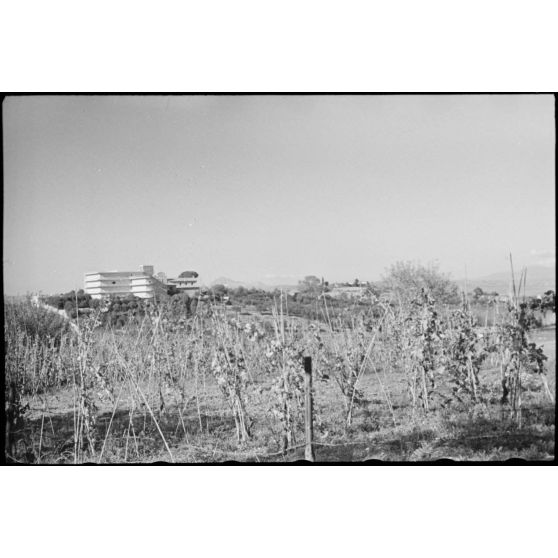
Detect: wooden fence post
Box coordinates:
(303, 356, 315, 462)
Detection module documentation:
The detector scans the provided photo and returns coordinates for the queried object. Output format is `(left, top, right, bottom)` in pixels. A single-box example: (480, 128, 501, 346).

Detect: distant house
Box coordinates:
(329, 286, 368, 299)
(84, 265, 199, 300)
(166, 270, 200, 296)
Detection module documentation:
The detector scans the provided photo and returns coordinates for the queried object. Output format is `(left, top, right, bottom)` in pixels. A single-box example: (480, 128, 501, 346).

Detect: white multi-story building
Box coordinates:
(84, 271, 142, 299)
(84, 265, 199, 300)
(85, 265, 165, 299)
(130, 274, 168, 299)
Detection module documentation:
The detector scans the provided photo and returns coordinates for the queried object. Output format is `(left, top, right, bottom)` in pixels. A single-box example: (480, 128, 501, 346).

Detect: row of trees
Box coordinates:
(43, 289, 197, 328)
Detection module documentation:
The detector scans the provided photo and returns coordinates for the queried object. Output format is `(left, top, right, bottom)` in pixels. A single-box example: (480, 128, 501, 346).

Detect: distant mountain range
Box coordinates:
(459, 266, 555, 296)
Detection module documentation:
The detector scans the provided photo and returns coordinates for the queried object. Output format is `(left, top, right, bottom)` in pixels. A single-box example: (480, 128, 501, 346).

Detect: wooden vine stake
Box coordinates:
(303, 356, 315, 462)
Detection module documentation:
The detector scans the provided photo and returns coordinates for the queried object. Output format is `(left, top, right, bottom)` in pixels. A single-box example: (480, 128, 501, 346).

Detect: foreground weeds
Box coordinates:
(4, 293, 555, 463)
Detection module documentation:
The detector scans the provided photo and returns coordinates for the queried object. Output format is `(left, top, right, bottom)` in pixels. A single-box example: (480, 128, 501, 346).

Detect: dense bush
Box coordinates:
(530, 290, 555, 314)
(382, 261, 460, 305)
(46, 290, 94, 313)
(4, 299, 71, 344)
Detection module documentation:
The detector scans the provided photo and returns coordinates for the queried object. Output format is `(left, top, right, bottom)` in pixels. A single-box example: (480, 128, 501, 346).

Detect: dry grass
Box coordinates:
(4, 297, 555, 463)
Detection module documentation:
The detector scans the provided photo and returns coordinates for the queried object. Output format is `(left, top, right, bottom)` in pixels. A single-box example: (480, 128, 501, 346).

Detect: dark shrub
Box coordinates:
(5, 301, 71, 344)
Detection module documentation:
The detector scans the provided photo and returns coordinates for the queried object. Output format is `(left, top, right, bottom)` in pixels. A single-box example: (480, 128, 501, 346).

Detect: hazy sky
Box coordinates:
(3, 94, 555, 294)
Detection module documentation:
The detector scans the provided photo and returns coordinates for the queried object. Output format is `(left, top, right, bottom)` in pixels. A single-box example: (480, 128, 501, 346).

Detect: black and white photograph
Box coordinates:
(3, 94, 555, 464)
(3, 4, 558, 558)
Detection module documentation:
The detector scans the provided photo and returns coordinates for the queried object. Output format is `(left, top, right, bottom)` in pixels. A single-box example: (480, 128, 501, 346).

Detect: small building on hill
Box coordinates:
(166, 270, 199, 296)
